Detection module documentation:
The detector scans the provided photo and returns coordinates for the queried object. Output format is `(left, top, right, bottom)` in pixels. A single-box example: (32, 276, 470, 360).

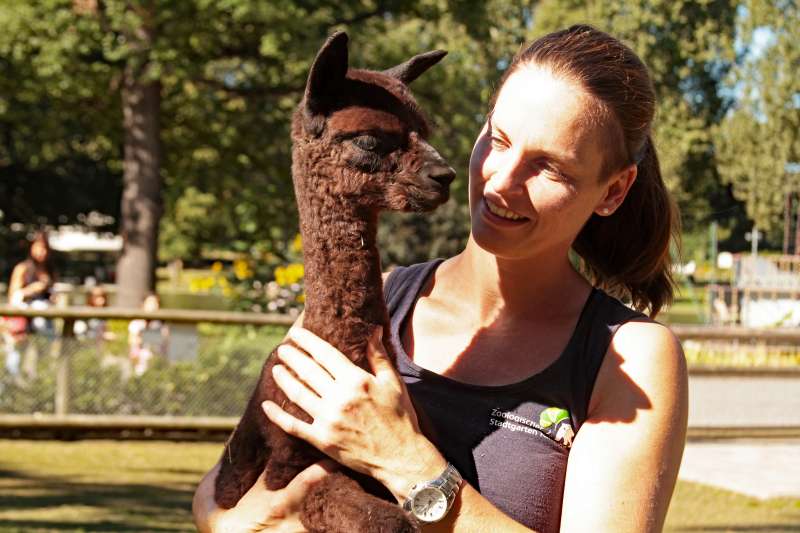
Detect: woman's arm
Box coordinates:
(193, 459, 336, 533)
(7, 263, 29, 302)
(559, 321, 688, 532)
(7, 262, 49, 303)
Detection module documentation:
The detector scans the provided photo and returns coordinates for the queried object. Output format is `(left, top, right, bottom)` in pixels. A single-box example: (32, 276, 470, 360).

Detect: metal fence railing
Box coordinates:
(1, 307, 800, 432)
(0, 307, 292, 422)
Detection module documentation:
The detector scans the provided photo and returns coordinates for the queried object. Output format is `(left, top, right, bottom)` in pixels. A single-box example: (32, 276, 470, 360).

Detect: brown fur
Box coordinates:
(214, 32, 454, 533)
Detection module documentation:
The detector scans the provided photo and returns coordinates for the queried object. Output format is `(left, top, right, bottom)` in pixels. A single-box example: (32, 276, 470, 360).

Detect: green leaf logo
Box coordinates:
(539, 407, 570, 428)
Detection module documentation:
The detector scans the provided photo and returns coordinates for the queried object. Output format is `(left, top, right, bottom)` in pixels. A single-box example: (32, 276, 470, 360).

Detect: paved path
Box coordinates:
(679, 439, 800, 499)
(688, 373, 800, 428)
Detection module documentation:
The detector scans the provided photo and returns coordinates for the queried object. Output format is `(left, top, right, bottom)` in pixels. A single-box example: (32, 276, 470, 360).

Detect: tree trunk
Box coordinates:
(116, 68, 162, 308)
(783, 190, 791, 255)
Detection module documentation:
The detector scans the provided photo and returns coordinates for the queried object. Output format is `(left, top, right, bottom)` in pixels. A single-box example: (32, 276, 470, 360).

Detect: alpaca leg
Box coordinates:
(214, 408, 270, 509)
(263, 421, 324, 489)
(301, 472, 419, 533)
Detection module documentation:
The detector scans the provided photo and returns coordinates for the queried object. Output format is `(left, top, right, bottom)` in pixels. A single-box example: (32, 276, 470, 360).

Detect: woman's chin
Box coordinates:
(469, 227, 526, 260)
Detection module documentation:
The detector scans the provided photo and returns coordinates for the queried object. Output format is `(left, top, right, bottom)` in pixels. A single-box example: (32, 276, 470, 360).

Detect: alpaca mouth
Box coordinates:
(400, 180, 450, 212)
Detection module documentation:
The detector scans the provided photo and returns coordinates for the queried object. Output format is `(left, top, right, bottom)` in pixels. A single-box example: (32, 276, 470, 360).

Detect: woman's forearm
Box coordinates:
(375, 436, 536, 533)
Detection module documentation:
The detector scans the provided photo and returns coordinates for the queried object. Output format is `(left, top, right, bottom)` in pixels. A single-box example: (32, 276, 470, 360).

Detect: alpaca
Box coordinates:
(214, 32, 454, 533)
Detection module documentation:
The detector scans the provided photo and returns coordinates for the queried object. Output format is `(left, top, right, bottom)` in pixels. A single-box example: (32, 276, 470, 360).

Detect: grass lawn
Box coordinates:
(0, 441, 798, 532)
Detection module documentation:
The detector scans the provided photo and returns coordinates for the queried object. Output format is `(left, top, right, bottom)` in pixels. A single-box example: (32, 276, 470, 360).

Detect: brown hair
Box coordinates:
(26, 230, 56, 278)
(495, 24, 678, 316)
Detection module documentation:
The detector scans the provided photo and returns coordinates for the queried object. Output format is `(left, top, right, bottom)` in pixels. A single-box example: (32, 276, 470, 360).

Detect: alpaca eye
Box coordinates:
(351, 135, 381, 152)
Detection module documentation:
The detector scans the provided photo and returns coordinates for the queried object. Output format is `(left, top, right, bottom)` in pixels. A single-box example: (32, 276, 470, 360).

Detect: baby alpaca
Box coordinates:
(214, 32, 454, 533)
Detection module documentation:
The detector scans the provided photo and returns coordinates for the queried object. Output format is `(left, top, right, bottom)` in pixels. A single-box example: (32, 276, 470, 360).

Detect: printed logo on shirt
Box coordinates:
(489, 406, 575, 448)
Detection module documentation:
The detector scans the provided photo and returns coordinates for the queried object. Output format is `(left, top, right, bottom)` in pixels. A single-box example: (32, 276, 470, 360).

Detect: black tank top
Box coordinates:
(384, 259, 646, 532)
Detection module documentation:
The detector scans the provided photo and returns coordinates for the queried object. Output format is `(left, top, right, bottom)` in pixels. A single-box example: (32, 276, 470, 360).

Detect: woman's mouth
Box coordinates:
(483, 198, 529, 224)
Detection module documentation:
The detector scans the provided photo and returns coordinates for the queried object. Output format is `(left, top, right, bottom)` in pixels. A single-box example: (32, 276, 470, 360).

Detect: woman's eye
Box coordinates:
(352, 135, 381, 152)
(490, 136, 509, 150)
(544, 165, 570, 181)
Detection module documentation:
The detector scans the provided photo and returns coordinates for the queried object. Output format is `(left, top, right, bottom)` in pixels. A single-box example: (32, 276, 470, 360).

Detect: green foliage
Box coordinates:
(715, 0, 800, 233)
(0, 0, 533, 267)
(3, 0, 795, 266)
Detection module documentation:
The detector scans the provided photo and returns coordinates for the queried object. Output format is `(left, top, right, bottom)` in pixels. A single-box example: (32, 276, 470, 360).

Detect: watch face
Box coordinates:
(411, 487, 448, 522)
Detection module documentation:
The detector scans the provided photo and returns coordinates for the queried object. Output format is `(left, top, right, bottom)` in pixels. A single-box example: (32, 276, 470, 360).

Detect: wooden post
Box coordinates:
(54, 318, 75, 417)
(795, 192, 800, 255)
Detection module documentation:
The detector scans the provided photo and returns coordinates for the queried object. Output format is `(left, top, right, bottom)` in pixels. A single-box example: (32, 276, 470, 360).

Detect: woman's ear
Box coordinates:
(594, 164, 637, 216)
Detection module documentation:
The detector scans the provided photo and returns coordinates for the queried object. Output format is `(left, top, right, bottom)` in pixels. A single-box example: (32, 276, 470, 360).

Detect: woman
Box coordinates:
(7, 231, 55, 306)
(3, 231, 56, 376)
(194, 25, 688, 532)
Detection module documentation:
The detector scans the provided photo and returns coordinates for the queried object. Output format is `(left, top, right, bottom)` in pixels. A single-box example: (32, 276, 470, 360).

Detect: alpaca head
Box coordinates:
(292, 32, 455, 213)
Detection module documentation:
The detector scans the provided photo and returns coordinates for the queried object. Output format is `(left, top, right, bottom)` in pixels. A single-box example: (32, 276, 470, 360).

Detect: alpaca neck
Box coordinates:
(297, 199, 386, 364)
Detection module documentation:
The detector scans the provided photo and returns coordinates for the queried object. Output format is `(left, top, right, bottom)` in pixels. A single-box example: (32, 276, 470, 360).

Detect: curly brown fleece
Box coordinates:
(213, 32, 453, 533)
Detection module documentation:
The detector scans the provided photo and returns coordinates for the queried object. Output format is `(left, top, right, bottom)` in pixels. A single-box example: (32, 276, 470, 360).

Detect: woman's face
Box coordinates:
(30, 238, 49, 263)
(468, 65, 630, 261)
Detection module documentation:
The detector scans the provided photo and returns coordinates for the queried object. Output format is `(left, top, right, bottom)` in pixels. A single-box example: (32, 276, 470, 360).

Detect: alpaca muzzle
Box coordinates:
(421, 162, 456, 188)
(417, 138, 456, 187)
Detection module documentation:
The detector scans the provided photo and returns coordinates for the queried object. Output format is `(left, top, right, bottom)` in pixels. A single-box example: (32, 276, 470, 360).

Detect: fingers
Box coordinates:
(365, 327, 399, 385)
(287, 327, 353, 378)
(262, 399, 315, 443)
(276, 344, 335, 396)
(272, 460, 338, 517)
(271, 364, 322, 417)
(286, 460, 337, 493)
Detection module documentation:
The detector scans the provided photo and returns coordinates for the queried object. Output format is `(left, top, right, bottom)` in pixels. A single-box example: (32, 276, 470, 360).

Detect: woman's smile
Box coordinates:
(481, 197, 529, 225)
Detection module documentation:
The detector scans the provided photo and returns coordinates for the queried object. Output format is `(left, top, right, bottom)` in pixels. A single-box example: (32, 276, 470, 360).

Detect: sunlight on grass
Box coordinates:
(0, 440, 798, 532)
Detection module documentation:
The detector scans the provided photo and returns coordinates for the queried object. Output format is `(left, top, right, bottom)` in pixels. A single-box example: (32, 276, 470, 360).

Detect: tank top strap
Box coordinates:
(565, 291, 650, 428)
(384, 259, 444, 320)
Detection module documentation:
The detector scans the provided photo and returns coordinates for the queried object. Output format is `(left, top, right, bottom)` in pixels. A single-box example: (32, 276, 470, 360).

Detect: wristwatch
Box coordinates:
(402, 463, 463, 523)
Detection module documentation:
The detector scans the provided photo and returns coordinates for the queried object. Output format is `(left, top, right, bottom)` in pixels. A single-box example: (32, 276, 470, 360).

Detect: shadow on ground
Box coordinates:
(0, 467, 196, 532)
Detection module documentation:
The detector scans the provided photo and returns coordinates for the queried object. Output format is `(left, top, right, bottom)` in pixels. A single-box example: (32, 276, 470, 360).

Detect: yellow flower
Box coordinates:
(274, 263, 304, 286)
(211, 261, 223, 273)
(189, 279, 202, 293)
(234, 259, 252, 280)
(287, 263, 304, 284)
(274, 266, 287, 286)
(290, 234, 303, 254)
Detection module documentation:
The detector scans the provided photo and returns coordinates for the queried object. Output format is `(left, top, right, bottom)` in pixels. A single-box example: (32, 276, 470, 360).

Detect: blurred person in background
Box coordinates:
(74, 285, 111, 342)
(3, 231, 56, 378)
(128, 292, 169, 376)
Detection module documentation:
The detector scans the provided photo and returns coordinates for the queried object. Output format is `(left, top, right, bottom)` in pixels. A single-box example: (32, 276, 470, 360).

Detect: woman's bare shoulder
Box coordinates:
(589, 319, 687, 420)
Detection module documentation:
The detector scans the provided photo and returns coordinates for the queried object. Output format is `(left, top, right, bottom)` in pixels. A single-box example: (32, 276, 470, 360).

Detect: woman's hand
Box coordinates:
(262, 326, 446, 502)
(193, 459, 336, 533)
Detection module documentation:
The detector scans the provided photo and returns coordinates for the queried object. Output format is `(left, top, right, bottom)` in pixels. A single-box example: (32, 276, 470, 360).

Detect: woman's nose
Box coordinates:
(488, 153, 527, 195)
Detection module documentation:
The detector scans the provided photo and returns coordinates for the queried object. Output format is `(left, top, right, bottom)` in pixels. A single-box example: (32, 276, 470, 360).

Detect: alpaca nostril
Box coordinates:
(423, 164, 456, 187)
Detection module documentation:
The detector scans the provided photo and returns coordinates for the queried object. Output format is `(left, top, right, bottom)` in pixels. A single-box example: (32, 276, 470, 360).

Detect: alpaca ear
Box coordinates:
(382, 50, 447, 85)
(304, 31, 349, 118)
